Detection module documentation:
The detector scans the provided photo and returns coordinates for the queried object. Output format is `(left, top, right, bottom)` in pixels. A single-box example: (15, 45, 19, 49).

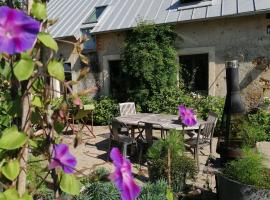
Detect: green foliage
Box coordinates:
(76, 178, 169, 200)
(247, 109, 270, 141)
(146, 87, 224, 134)
(0, 81, 13, 131)
(38, 32, 58, 52)
(60, 173, 81, 195)
(0, 126, 27, 150)
(137, 180, 169, 200)
(238, 121, 269, 146)
(224, 148, 270, 189)
(31, 2, 47, 20)
(122, 23, 178, 110)
(47, 60, 65, 81)
(14, 55, 34, 81)
(75, 182, 120, 200)
(1, 159, 20, 181)
(147, 130, 197, 193)
(92, 97, 119, 125)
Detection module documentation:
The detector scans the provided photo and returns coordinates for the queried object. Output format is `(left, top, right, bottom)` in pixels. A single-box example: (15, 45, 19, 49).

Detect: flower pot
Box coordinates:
(216, 173, 270, 200)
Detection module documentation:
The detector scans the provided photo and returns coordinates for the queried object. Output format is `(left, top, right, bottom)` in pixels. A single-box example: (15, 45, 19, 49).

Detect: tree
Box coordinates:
(122, 23, 179, 110)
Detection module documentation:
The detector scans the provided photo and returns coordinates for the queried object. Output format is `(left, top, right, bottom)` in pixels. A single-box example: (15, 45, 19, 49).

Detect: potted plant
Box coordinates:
(216, 148, 270, 200)
(147, 130, 197, 194)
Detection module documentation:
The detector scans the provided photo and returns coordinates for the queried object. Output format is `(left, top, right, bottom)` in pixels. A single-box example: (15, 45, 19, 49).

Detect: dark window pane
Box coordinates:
(84, 6, 107, 24)
(179, 53, 208, 93)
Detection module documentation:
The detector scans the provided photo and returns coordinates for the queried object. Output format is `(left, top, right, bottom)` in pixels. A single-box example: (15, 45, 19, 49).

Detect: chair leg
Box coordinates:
(195, 147, 199, 171)
(107, 139, 112, 161)
(122, 144, 128, 158)
(138, 144, 143, 169)
(210, 141, 213, 155)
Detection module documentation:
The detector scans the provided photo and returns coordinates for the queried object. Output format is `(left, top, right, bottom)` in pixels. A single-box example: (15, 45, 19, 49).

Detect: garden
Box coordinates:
(0, 1, 270, 200)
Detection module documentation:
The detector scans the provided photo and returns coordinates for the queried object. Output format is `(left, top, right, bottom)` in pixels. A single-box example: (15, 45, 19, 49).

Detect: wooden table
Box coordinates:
(115, 113, 203, 131)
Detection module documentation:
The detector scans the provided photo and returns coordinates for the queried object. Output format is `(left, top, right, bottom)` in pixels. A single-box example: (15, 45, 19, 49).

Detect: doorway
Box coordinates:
(179, 53, 209, 94)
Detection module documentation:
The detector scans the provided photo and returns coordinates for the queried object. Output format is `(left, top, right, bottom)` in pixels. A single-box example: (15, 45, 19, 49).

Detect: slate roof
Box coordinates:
(47, 0, 270, 39)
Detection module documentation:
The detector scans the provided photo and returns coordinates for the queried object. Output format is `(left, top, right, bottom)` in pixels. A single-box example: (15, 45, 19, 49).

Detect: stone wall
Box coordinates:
(96, 13, 270, 109)
(56, 14, 270, 108)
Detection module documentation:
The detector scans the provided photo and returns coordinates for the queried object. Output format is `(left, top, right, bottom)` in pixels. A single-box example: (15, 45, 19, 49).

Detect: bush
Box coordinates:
(92, 96, 119, 125)
(247, 109, 270, 141)
(137, 180, 169, 200)
(77, 167, 169, 200)
(147, 130, 197, 193)
(121, 23, 178, 110)
(223, 148, 270, 190)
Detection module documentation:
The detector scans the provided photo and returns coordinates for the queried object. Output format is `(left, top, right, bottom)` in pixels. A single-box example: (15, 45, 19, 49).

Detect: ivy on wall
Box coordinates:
(121, 23, 179, 110)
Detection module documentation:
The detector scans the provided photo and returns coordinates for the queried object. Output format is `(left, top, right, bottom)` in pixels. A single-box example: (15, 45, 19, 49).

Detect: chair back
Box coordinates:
(111, 119, 129, 141)
(207, 111, 218, 126)
(207, 111, 218, 136)
(197, 121, 215, 141)
(119, 102, 136, 116)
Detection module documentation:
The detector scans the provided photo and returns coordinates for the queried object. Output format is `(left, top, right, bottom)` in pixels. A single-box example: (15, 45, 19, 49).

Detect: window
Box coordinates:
(84, 6, 107, 24)
(179, 54, 209, 93)
(60, 63, 72, 93)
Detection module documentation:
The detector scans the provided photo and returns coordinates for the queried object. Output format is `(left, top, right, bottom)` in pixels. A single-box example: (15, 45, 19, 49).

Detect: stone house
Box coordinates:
(48, 0, 270, 108)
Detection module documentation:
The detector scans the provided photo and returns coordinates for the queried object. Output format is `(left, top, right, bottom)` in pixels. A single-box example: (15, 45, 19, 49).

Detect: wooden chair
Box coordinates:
(107, 119, 137, 159)
(119, 102, 136, 116)
(184, 121, 215, 169)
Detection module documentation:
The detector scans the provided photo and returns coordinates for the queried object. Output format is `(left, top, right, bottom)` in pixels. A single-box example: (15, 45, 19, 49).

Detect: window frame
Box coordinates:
(83, 6, 107, 24)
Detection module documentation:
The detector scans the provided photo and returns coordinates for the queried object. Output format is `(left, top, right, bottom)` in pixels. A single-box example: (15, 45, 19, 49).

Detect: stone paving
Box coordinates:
(61, 125, 270, 199)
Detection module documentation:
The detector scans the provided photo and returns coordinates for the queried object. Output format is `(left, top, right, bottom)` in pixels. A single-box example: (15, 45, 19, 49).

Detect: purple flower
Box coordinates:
(109, 148, 140, 200)
(49, 144, 77, 174)
(0, 6, 40, 55)
(178, 104, 197, 126)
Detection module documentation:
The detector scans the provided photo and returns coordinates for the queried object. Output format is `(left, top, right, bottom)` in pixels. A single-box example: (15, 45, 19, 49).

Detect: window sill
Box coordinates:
(177, 0, 212, 10)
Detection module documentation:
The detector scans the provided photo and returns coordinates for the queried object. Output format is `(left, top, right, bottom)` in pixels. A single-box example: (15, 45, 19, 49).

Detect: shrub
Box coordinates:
(76, 182, 120, 200)
(147, 130, 197, 193)
(92, 96, 119, 125)
(247, 109, 270, 141)
(223, 148, 270, 190)
(137, 180, 169, 200)
(121, 23, 178, 110)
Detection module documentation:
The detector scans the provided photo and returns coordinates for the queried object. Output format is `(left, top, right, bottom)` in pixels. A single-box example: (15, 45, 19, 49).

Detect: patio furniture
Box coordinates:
(184, 121, 215, 169)
(136, 121, 165, 167)
(107, 119, 137, 158)
(119, 102, 136, 116)
(186, 111, 218, 145)
(115, 113, 203, 131)
(65, 104, 95, 138)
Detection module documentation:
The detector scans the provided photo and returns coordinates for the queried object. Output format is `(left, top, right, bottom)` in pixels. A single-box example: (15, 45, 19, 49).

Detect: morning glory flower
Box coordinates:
(109, 148, 140, 200)
(178, 104, 197, 126)
(0, 6, 40, 55)
(49, 144, 77, 174)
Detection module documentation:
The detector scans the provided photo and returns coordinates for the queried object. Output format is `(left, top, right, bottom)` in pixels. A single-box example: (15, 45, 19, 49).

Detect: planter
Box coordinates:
(216, 173, 270, 200)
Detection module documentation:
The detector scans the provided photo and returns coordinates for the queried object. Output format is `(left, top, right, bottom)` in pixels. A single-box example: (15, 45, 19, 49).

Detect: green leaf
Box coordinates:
(60, 173, 80, 195)
(47, 60, 65, 81)
(31, 96, 43, 108)
(38, 32, 58, 52)
(31, 2, 47, 20)
(1, 160, 20, 181)
(0, 60, 11, 79)
(54, 122, 65, 134)
(166, 188, 174, 200)
(0, 193, 5, 200)
(21, 193, 33, 200)
(0, 126, 27, 150)
(3, 188, 20, 200)
(14, 58, 34, 81)
(29, 139, 38, 148)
